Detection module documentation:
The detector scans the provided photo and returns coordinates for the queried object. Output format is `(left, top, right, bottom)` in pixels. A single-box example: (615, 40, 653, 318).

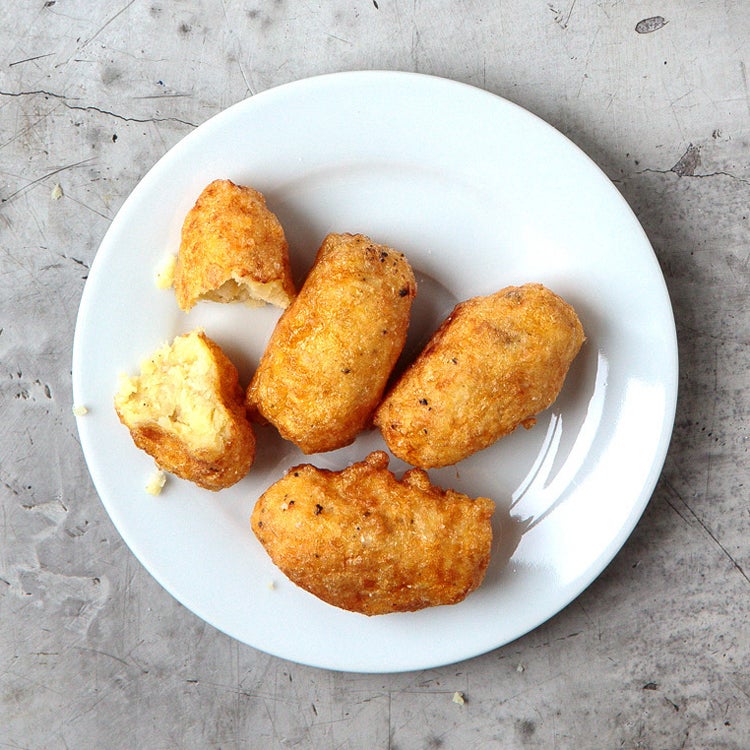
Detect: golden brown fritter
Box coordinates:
(174, 179, 296, 311)
(251, 451, 495, 615)
(246, 233, 417, 454)
(115, 329, 255, 491)
(374, 283, 585, 468)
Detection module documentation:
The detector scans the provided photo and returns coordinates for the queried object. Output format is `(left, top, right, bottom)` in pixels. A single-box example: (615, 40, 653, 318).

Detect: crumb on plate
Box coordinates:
(155, 253, 177, 289)
(145, 468, 167, 496)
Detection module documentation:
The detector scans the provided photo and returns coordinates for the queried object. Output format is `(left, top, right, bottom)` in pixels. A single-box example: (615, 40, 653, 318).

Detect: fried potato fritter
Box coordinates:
(174, 179, 296, 311)
(251, 451, 495, 615)
(114, 329, 255, 490)
(246, 233, 417, 454)
(374, 283, 585, 468)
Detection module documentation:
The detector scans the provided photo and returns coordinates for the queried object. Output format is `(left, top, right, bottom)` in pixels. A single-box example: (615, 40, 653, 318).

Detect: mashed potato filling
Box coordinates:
(203, 276, 292, 309)
(115, 331, 230, 455)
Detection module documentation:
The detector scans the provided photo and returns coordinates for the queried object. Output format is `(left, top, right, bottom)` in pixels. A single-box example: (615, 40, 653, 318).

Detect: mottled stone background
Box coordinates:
(1, 1, 749, 747)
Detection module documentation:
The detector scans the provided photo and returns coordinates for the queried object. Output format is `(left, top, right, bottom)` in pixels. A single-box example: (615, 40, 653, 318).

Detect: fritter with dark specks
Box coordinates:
(374, 283, 585, 468)
(251, 451, 495, 615)
(247, 233, 416, 454)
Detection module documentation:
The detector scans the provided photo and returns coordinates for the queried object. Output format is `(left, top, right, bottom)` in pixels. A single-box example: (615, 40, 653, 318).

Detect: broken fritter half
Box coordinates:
(114, 329, 255, 491)
(174, 178, 296, 311)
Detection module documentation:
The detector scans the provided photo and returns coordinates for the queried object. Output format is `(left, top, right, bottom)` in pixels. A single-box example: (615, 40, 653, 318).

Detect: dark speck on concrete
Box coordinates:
(671, 144, 701, 177)
(635, 16, 668, 34)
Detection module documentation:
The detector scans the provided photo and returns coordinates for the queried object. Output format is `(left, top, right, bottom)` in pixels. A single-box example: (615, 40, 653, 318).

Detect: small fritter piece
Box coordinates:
(251, 451, 495, 615)
(174, 179, 296, 311)
(115, 329, 255, 490)
(374, 283, 585, 468)
(246, 233, 417, 454)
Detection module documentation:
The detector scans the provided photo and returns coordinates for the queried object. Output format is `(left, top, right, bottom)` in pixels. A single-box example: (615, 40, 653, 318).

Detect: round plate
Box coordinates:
(73, 71, 677, 673)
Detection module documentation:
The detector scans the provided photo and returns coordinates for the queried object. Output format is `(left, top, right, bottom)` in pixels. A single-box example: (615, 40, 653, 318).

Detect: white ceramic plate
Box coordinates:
(73, 71, 677, 673)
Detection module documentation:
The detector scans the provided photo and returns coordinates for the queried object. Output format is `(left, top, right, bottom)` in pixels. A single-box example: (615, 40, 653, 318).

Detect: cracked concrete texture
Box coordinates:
(2, 1, 749, 747)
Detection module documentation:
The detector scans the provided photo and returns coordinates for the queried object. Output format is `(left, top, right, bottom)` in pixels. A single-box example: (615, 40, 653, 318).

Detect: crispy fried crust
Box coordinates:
(174, 179, 296, 311)
(374, 283, 585, 468)
(251, 451, 495, 615)
(246, 233, 417, 454)
(114, 330, 255, 491)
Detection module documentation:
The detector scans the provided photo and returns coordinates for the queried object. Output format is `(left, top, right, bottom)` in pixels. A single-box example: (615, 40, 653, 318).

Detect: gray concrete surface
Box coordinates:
(2, 1, 749, 747)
